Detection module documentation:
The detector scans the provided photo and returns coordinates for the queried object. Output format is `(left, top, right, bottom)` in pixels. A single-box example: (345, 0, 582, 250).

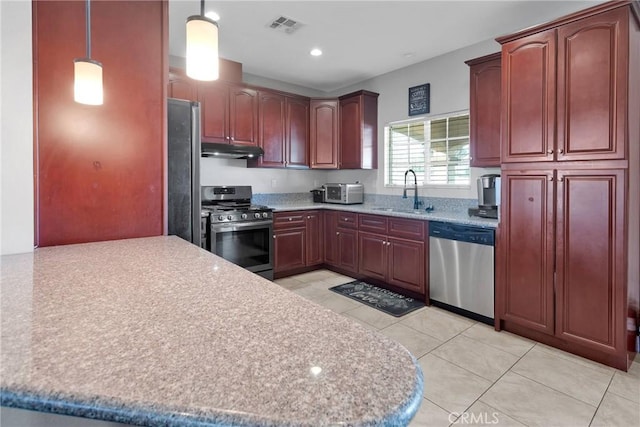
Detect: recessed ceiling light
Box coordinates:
(403, 52, 415, 58)
(310, 48, 322, 57)
(205, 11, 220, 21)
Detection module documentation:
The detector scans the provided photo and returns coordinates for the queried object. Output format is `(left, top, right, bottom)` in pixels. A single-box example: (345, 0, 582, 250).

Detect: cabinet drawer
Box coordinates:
(389, 218, 426, 240)
(337, 212, 358, 229)
(359, 214, 388, 233)
(274, 212, 306, 229)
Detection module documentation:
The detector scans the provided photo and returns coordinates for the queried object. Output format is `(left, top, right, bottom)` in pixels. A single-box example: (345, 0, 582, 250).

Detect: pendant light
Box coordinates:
(74, 0, 103, 105)
(186, 0, 219, 81)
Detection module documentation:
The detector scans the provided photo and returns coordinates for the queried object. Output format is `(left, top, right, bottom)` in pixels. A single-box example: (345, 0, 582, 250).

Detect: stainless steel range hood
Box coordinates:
(201, 142, 264, 159)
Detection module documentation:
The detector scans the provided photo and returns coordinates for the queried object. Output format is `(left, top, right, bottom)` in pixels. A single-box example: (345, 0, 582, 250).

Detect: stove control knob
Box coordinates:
(254, 213, 261, 219)
(262, 212, 269, 219)
(227, 215, 233, 221)
(218, 215, 224, 221)
(241, 213, 248, 220)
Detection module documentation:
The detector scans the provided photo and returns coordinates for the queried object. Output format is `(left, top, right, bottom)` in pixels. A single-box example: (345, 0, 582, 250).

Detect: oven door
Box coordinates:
(209, 220, 273, 279)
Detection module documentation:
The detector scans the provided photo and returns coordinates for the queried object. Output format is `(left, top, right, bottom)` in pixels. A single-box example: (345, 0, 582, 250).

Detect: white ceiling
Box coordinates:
(168, 1, 604, 93)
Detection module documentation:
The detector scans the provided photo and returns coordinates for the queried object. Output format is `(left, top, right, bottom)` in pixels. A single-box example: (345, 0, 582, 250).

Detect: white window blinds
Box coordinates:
(385, 112, 470, 186)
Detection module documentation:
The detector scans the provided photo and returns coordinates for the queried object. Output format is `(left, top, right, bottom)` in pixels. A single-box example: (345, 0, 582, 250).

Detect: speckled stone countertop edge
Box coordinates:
(1, 361, 424, 427)
(269, 203, 498, 229)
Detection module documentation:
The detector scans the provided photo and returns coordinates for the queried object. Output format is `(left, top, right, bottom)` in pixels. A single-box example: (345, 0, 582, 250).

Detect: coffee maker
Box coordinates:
(468, 174, 501, 219)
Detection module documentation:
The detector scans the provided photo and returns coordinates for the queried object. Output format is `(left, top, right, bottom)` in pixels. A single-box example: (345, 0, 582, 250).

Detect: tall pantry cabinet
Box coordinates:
(496, 1, 639, 370)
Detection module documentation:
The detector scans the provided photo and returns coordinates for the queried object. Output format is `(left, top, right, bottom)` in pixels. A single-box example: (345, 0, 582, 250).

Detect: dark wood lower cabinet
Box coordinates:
(324, 211, 339, 266)
(358, 231, 426, 295)
(274, 211, 323, 275)
(498, 166, 633, 370)
(358, 232, 387, 281)
(336, 229, 359, 275)
(387, 238, 425, 294)
(499, 169, 555, 335)
(274, 228, 306, 273)
(555, 169, 625, 355)
(304, 211, 323, 266)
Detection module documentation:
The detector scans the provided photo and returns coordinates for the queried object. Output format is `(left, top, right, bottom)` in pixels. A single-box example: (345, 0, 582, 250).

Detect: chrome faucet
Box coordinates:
(403, 169, 422, 210)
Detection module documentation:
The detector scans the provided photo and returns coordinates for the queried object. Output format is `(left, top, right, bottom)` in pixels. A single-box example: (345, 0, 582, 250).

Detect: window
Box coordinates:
(385, 112, 470, 186)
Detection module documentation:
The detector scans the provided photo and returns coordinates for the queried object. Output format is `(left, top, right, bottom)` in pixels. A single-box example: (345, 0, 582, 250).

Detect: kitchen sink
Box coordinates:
(372, 207, 433, 215)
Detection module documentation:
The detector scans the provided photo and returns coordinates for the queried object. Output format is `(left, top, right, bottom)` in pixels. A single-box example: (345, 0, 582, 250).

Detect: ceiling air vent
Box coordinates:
(268, 16, 303, 34)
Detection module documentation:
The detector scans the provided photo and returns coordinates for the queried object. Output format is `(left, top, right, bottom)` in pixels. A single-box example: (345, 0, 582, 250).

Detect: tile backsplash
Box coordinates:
(253, 192, 478, 212)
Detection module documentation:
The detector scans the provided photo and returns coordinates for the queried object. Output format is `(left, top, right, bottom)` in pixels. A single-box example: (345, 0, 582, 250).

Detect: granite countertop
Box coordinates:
(268, 203, 499, 229)
(0, 236, 423, 426)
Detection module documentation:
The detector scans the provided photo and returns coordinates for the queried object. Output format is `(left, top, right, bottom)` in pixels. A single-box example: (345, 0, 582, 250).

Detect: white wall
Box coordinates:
(201, 157, 329, 193)
(0, 0, 34, 255)
(326, 38, 501, 199)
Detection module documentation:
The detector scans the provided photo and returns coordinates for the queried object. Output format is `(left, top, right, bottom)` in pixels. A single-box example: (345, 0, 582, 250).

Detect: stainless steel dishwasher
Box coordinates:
(429, 221, 495, 324)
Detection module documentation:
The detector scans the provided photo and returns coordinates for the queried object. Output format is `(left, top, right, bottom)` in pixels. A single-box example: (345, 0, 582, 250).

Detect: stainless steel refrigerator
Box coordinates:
(167, 98, 202, 247)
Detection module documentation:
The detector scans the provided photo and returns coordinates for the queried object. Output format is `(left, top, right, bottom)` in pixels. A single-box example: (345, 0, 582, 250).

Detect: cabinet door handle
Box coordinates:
(307, 216, 311, 219)
(547, 149, 554, 154)
(558, 176, 564, 182)
(336, 231, 340, 235)
(558, 148, 564, 154)
(288, 218, 292, 221)
(549, 176, 554, 181)
(273, 235, 276, 239)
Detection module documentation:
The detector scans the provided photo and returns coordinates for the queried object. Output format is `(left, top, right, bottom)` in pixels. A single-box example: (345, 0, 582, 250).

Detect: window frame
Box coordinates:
(383, 110, 471, 189)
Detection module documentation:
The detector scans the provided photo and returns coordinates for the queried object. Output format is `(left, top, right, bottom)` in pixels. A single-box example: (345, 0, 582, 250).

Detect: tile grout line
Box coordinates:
(587, 374, 615, 426)
(454, 344, 538, 427)
(512, 344, 613, 409)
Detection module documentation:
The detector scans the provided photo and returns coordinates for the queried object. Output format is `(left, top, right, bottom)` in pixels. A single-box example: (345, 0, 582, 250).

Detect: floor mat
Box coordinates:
(329, 280, 425, 317)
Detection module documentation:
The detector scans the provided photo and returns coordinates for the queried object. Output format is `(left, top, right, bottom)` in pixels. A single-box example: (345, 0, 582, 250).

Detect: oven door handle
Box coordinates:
(210, 220, 273, 233)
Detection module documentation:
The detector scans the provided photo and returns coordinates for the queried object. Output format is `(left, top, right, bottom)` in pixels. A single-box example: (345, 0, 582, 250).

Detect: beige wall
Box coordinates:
(1, 0, 34, 255)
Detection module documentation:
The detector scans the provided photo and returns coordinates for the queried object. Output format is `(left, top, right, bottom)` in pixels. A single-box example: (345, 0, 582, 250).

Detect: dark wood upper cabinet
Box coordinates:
(255, 91, 286, 167)
(168, 69, 197, 102)
(249, 91, 309, 168)
(198, 83, 258, 146)
(33, 0, 166, 247)
(310, 99, 339, 169)
(466, 52, 501, 167)
(229, 86, 259, 146)
(199, 83, 229, 144)
(339, 90, 379, 169)
(285, 96, 310, 168)
(556, 8, 629, 161)
(501, 28, 556, 163)
(501, 5, 633, 163)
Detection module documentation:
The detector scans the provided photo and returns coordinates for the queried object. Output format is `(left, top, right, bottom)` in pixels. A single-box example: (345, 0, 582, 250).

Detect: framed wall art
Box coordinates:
(408, 83, 430, 116)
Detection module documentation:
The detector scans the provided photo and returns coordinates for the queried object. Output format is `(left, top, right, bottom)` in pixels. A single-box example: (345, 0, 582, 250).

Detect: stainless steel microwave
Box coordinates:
(323, 183, 364, 204)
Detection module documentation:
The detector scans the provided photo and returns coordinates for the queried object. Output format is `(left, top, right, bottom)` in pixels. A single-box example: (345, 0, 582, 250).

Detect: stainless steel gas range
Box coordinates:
(201, 186, 274, 280)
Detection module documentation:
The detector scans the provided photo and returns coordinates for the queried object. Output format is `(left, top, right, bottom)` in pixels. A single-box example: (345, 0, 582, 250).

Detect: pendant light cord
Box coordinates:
(86, 0, 91, 58)
(200, 0, 205, 16)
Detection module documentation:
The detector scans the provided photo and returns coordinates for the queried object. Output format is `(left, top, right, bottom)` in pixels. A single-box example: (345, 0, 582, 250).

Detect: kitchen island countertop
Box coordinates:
(0, 236, 423, 426)
(268, 203, 498, 229)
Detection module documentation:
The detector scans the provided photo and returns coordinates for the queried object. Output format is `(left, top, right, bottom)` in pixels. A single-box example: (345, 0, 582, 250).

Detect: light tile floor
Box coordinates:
(273, 269, 640, 427)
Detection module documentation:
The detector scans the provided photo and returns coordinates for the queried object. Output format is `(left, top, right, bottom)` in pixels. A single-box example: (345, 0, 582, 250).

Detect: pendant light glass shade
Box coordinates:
(186, 16, 219, 81)
(74, 0, 103, 105)
(74, 59, 103, 105)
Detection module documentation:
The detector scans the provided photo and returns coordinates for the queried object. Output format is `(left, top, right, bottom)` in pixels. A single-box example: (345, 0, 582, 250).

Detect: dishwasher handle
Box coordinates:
(429, 221, 495, 246)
